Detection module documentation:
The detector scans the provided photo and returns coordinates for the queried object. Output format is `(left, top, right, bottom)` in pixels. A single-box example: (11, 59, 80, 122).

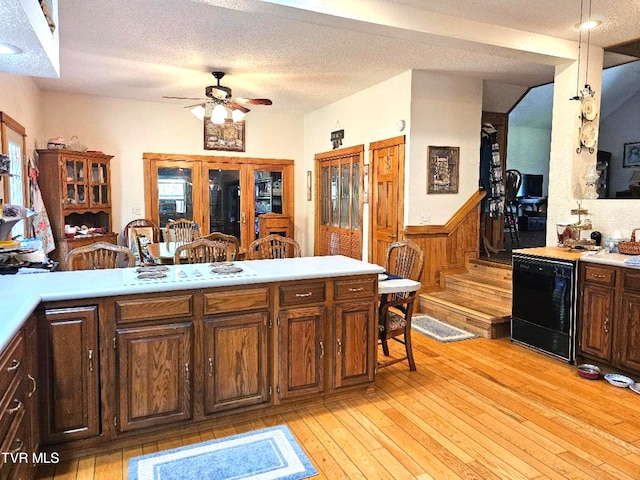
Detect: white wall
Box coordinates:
(408, 71, 483, 225)
(40, 92, 304, 244)
(0, 73, 43, 159)
(507, 125, 551, 197)
(303, 71, 412, 256)
(599, 91, 640, 194)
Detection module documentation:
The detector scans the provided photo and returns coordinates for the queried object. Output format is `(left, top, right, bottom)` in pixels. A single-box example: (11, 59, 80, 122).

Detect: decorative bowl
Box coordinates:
(604, 373, 634, 388)
(577, 364, 601, 380)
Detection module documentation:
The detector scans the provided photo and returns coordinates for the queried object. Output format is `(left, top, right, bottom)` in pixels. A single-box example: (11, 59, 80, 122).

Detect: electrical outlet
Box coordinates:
(419, 214, 430, 224)
(132, 207, 141, 215)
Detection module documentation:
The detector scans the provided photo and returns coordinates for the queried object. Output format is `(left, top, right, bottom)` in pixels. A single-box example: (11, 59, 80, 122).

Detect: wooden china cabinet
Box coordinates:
(37, 149, 117, 268)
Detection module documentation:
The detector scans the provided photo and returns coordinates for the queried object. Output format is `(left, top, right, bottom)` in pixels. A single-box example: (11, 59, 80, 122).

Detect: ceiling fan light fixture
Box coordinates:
(191, 105, 205, 121)
(231, 108, 246, 123)
(211, 104, 228, 124)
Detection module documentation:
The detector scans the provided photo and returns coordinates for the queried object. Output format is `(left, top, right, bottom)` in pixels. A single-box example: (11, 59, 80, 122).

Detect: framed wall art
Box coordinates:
(204, 118, 245, 152)
(623, 141, 640, 168)
(427, 146, 459, 194)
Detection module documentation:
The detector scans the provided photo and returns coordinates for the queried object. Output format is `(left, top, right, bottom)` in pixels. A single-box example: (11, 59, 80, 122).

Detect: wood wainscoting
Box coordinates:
(404, 190, 485, 293)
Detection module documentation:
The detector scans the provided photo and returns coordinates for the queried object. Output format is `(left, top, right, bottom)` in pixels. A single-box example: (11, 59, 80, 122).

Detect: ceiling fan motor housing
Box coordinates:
(206, 85, 231, 99)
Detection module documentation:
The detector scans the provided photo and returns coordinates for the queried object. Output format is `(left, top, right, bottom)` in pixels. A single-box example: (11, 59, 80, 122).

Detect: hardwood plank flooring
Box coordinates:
(36, 333, 640, 479)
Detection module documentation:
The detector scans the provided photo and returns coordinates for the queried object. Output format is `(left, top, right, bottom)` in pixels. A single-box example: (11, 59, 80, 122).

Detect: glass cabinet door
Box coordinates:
(89, 159, 109, 207)
(63, 157, 88, 208)
(205, 166, 241, 239)
(156, 166, 196, 229)
(253, 169, 284, 239)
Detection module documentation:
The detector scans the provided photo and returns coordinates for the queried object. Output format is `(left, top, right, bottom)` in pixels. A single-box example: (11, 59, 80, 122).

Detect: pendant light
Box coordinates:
(570, 0, 600, 101)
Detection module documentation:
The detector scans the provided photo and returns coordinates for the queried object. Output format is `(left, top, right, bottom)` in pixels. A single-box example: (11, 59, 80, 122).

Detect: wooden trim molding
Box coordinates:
(404, 190, 485, 293)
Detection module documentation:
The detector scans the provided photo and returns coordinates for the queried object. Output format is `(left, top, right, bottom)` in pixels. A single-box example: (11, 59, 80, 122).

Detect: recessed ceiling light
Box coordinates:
(0, 42, 22, 55)
(578, 19, 601, 30)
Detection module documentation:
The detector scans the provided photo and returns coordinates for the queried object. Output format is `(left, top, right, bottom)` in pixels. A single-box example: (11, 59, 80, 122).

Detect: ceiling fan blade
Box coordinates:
(184, 103, 205, 109)
(229, 102, 250, 113)
(162, 95, 206, 101)
(234, 98, 272, 106)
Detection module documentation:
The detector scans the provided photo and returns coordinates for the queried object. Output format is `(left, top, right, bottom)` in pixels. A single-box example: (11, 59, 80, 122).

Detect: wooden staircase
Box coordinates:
(418, 259, 512, 339)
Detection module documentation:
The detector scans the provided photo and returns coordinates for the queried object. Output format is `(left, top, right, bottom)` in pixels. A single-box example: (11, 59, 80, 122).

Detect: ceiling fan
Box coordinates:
(163, 71, 272, 123)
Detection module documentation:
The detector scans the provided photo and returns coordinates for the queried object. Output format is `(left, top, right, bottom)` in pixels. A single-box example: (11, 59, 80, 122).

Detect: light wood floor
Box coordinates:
(36, 333, 640, 479)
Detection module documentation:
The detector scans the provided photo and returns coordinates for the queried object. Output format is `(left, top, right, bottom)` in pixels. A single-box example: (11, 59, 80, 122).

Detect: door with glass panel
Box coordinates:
(149, 160, 203, 240)
(315, 145, 363, 259)
(202, 164, 243, 240)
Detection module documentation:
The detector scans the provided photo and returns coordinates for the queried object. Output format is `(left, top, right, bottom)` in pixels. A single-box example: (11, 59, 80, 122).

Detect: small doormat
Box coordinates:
(128, 425, 318, 480)
(412, 315, 478, 343)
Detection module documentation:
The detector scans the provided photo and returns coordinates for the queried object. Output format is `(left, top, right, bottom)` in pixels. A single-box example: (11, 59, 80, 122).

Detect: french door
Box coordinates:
(314, 145, 363, 259)
(144, 154, 293, 249)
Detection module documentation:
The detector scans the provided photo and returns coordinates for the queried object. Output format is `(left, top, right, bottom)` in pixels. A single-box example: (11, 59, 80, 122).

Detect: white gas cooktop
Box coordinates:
(121, 262, 258, 286)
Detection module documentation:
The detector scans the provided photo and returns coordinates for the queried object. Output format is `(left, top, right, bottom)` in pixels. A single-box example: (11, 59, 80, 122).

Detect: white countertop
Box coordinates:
(0, 255, 385, 352)
(579, 252, 640, 268)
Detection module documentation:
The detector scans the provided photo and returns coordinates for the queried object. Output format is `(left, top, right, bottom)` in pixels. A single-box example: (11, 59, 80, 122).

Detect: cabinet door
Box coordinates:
(618, 293, 640, 372)
(61, 155, 89, 209)
(89, 157, 110, 207)
(24, 315, 39, 455)
(116, 323, 192, 432)
(334, 301, 376, 389)
(579, 285, 614, 361)
(39, 306, 100, 444)
(278, 306, 326, 399)
(203, 312, 269, 414)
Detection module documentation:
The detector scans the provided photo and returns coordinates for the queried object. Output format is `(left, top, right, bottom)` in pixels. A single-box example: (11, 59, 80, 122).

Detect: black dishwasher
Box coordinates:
(511, 253, 577, 363)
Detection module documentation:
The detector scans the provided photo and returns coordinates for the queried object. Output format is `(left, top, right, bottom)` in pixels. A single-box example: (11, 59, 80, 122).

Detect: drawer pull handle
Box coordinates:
(604, 318, 610, 333)
(348, 287, 364, 292)
(592, 274, 606, 279)
(10, 439, 24, 454)
(319, 341, 324, 359)
(9, 399, 22, 414)
(336, 339, 342, 356)
(88, 349, 94, 372)
(7, 359, 20, 372)
(295, 292, 313, 298)
(185, 362, 190, 376)
(28, 374, 37, 397)
(208, 358, 213, 377)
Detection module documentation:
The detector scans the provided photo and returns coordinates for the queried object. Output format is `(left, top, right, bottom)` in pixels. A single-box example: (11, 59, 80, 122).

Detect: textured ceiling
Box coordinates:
(3, 0, 640, 115)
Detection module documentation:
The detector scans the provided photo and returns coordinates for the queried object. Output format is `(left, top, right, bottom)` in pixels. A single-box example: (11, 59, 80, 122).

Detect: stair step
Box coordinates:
(467, 259, 513, 282)
(419, 290, 511, 339)
(444, 273, 512, 301)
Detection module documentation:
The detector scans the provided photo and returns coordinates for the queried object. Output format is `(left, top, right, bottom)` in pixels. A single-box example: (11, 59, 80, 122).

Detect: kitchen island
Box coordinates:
(0, 256, 384, 463)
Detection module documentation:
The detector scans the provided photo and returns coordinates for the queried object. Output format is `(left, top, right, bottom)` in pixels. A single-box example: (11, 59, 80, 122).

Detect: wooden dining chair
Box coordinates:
(201, 232, 240, 260)
(123, 218, 159, 249)
(164, 219, 200, 246)
(173, 238, 235, 264)
(247, 234, 301, 260)
(65, 242, 135, 271)
(378, 240, 424, 371)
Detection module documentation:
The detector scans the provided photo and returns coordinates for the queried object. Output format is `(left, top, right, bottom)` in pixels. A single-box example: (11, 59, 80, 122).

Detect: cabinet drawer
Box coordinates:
(0, 333, 24, 400)
(280, 282, 326, 306)
(116, 294, 193, 323)
(204, 287, 270, 314)
(335, 278, 376, 300)
(583, 265, 616, 286)
(0, 405, 27, 480)
(623, 270, 640, 293)
(0, 374, 25, 446)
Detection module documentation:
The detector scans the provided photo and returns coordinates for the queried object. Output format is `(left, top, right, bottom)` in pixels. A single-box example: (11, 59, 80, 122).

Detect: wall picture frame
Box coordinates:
(623, 141, 640, 168)
(427, 146, 459, 194)
(204, 118, 245, 152)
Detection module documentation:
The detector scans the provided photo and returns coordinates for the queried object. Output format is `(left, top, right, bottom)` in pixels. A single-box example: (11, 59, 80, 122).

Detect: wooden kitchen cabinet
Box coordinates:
(0, 316, 40, 480)
(38, 305, 100, 445)
(37, 149, 116, 268)
(202, 286, 271, 414)
(333, 277, 377, 388)
(578, 263, 640, 376)
(115, 323, 193, 432)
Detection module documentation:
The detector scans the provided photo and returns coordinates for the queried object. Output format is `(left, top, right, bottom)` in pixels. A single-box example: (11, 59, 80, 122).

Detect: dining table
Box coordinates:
(146, 242, 247, 264)
(377, 274, 421, 296)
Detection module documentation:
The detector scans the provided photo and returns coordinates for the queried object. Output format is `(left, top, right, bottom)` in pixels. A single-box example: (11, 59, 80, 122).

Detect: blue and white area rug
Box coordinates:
(412, 315, 478, 343)
(128, 425, 318, 480)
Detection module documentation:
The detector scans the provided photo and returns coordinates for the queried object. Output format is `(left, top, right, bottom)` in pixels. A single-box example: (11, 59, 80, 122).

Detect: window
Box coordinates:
(0, 112, 27, 238)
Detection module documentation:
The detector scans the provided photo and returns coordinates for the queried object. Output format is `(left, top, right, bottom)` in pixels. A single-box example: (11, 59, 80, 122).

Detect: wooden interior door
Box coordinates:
(369, 136, 405, 267)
